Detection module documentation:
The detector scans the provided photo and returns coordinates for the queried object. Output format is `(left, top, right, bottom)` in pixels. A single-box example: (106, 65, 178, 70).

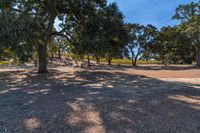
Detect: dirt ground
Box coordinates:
(0, 65, 200, 133)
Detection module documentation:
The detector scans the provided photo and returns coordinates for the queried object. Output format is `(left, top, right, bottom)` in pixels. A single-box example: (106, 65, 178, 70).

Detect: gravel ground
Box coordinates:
(0, 65, 200, 133)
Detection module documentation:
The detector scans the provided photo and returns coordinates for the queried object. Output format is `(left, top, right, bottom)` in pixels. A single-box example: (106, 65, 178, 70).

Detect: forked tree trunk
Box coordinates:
(134, 57, 137, 66)
(132, 55, 138, 66)
(130, 50, 136, 66)
(196, 46, 200, 66)
(38, 44, 48, 73)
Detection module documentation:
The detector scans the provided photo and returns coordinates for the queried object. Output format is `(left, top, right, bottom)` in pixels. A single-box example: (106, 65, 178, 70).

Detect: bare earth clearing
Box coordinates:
(0, 65, 200, 133)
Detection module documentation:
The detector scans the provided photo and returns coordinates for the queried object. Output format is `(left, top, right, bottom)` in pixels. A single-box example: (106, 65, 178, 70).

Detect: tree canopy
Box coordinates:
(0, 0, 200, 71)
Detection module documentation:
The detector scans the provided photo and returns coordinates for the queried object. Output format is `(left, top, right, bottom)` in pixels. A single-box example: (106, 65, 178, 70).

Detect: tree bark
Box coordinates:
(132, 54, 138, 66)
(133, 57, 137, 66)
(38, 44, 48, 73)
(108, 58, 112, 65)
(196, 46, 200, 66)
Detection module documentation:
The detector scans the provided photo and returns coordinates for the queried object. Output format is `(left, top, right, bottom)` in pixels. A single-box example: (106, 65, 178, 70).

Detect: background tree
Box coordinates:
(0, 2, 34, 63)
(172, 1, 200, 66)
(142, 24, 158, 62)
(67, 2, 128, 66)
(126, 24, 157, 66)
(103, 3, 128, 65)
(152, 26, 194, 64)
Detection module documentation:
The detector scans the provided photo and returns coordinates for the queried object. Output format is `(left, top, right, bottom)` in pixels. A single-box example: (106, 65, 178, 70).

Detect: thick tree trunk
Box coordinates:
(108, 58, 112, 65)
(196, 46, 200, 66)
(132, 55, 138, 66)
(38, 44, 48, 73)
(133, 57, 137, 66)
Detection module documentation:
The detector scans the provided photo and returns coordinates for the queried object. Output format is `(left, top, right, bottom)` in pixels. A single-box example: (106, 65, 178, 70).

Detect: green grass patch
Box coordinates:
(64, 54, 158, 64)
(100, 58, 158, 64)
(0, 61, 11, 66)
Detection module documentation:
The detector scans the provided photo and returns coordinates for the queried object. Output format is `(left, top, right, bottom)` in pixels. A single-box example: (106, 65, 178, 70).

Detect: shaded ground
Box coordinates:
(0, 65, 200, 133)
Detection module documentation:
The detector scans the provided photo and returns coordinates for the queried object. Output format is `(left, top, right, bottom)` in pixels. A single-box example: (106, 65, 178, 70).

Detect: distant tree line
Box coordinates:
(0, 0, 199, 73)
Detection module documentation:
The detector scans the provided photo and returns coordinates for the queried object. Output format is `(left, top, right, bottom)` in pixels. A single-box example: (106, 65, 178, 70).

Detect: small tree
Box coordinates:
(126, 23, 157, 66)
(126, 24, 145, 66)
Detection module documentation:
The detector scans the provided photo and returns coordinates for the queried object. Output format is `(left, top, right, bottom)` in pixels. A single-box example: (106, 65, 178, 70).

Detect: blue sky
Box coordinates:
(108, 0, 198, 28)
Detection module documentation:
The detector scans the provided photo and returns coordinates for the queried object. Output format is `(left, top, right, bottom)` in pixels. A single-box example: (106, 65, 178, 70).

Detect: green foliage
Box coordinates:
(100, 2, 129, 65)
(67, 2, 128, 65)
(0, 0, 107, 72)
(126, 23, 158, 65)
(152, 26, 194, 64)
(1, 0, 199, 69)
(0, 10, 34, 63)
(172, 1, 200, 65)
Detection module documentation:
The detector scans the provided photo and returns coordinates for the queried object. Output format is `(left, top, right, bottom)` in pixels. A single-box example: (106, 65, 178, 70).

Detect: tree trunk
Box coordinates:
(38, 44, 48, 73)
(87, 54, 90, 66)
(58, 46, 61, 60)
(130, 51, 135, 66)
(108, 58, 112, 65)
(96, 55, 100, 64)
(134, 58, 137, 66)
(131, 56, 134, 66)
(196, 46, 200, 66)
(161, 59, 165, 64)
(160, 54, 165, 64)
(133, 56, 138, 66)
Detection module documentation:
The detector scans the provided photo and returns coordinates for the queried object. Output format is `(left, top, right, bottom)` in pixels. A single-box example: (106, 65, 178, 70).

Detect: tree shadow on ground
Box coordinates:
(0, 68, 200, 133)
